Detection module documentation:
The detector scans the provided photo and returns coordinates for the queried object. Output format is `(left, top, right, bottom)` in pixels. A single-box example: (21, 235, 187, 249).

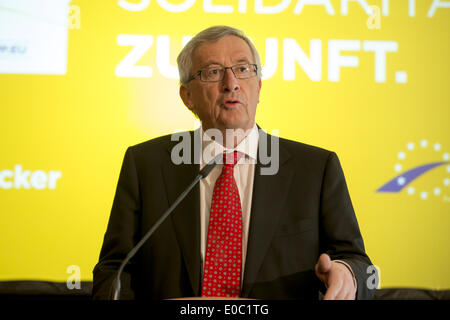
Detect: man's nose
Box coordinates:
(222, 68, 240, 92)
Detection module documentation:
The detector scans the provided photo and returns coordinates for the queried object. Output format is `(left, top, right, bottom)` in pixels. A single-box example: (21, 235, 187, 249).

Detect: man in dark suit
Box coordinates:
(92, 26, 377, 300)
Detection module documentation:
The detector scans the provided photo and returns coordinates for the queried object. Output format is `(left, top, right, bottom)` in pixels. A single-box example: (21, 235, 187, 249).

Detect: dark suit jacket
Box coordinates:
(92, 129, 376, 300)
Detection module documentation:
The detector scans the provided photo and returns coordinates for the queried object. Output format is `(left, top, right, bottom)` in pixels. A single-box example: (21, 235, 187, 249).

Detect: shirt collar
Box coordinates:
(199, 124, 259, 166)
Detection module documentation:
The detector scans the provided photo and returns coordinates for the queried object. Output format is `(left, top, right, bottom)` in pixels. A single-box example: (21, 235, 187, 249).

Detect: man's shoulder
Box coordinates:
(125, 131, 193, 162)
(130, 131, 191, 151)
(271, 133, 334, 160)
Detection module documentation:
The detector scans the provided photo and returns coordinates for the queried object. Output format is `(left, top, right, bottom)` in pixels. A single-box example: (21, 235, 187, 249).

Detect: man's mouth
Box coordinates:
(222, 99, 242, 108)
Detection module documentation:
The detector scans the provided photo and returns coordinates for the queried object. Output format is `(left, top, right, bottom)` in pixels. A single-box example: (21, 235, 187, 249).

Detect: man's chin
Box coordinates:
(218, 113, 252, 130)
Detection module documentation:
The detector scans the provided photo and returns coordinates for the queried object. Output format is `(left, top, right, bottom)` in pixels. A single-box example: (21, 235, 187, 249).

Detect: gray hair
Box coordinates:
(177, 26, 262, 85)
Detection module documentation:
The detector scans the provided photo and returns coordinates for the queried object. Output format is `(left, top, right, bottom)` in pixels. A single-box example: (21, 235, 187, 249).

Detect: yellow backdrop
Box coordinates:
(0, 0, 449, 290)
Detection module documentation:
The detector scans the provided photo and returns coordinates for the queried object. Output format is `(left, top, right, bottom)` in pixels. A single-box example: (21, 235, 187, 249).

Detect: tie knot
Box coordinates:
(223, 151, 243, 167)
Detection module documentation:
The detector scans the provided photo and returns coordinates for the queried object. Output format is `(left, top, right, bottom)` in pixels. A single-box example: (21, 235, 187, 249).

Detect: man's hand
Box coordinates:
(315, 253, 356, 300)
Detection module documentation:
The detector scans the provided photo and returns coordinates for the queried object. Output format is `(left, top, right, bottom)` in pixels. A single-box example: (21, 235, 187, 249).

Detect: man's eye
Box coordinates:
(208, 68, 221, 75)
(237, 66, 250, 73)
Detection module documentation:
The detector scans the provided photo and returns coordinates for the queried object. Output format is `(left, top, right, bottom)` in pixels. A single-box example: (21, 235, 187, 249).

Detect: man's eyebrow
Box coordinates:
(201, 61, 222, 68)
(200, 58, 253, 68)
(235, 58, 251, 64)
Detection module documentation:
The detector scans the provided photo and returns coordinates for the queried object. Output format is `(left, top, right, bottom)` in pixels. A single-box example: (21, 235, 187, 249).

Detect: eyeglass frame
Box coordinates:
(187, 63, 258, 83)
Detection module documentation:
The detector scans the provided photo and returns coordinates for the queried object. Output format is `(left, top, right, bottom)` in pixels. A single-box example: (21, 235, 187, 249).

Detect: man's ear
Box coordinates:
(180, 85, 195, 112)
(257, 79, 262, 103)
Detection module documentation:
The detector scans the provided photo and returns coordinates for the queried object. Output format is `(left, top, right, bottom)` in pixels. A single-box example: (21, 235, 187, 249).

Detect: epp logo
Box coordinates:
(377, 139, 450, 202)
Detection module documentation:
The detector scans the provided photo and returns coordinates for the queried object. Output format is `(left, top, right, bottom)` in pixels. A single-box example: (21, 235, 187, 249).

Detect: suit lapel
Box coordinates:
(242, 131, 293, 297)
(162, 131, 202, 296)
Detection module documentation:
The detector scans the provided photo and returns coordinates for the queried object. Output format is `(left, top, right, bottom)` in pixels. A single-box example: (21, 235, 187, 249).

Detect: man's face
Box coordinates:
(180, 35, 262, 133)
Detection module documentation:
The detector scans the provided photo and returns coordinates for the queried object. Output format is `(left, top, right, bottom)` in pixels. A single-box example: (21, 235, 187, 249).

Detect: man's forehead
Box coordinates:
(192, 36, 253, 67)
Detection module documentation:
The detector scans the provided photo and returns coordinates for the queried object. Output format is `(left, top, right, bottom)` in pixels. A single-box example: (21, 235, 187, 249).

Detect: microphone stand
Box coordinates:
(111, 155, 220, 300)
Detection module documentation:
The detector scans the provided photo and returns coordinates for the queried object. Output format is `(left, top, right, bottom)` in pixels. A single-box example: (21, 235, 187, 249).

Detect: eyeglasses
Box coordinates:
(188, 63, 258, 82)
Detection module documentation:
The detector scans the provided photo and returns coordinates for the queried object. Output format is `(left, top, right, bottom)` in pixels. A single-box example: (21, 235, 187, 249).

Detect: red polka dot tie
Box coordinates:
(202, 151, 243, 298)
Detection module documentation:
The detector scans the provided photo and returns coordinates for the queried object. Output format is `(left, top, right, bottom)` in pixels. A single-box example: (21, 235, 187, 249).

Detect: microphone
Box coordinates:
(111, 153, 222, 300)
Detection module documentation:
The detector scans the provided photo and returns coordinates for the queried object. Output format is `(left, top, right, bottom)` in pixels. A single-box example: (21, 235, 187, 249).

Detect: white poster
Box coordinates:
(0, 0, 71, 74)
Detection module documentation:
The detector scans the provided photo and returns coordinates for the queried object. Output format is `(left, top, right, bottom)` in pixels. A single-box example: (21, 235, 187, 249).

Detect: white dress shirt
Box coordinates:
(199, 124, 259, 285)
